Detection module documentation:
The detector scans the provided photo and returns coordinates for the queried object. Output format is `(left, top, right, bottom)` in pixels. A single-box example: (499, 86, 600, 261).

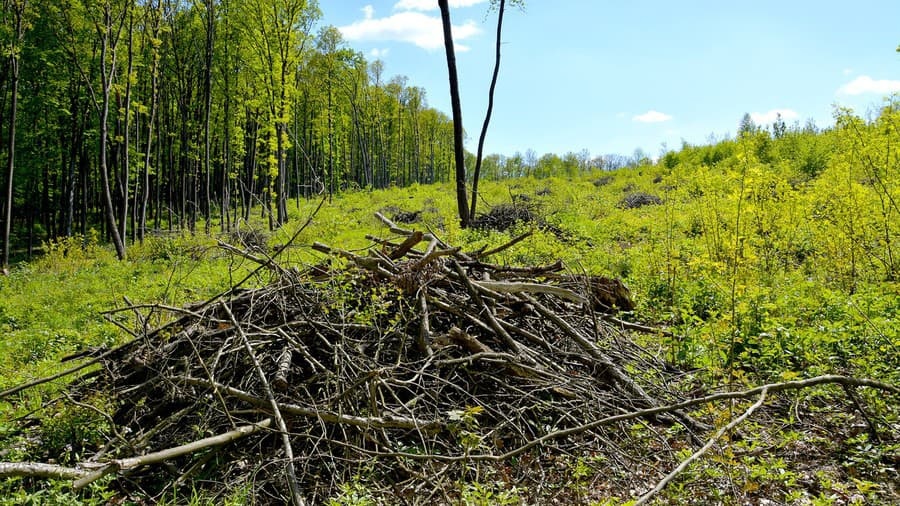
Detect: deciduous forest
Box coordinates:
(0, 0, 898, 505)
(0, 0, 474, 264)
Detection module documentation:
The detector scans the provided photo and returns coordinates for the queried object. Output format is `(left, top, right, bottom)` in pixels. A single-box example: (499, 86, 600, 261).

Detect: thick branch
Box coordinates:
(72, 418, 273, 489)
(0, 462, 90, 481)
(473, 279, 587, 305)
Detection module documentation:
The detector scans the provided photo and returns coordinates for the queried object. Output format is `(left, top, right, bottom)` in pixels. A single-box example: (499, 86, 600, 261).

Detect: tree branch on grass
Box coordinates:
(634, 389, 768, 505)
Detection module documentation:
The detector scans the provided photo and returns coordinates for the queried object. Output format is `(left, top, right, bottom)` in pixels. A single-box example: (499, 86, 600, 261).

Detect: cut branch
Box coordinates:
(73, 418, 273, 489)
(634, 389, 768, 505)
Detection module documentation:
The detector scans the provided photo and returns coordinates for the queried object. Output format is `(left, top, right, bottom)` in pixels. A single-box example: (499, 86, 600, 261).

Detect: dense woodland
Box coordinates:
(0, 0, 476, 264)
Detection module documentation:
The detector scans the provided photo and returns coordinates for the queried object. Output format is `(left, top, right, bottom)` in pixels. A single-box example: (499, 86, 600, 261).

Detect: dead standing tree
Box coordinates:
(438, 0, 521, 228)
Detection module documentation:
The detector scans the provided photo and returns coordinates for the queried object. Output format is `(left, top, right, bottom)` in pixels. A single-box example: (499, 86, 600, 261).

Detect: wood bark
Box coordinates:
(470, 0, 506, 220)
(437, 0, 470, 228)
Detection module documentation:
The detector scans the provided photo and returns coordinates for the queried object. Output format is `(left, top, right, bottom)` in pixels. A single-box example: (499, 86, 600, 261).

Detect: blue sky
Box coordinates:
(326, 1, 900, 159)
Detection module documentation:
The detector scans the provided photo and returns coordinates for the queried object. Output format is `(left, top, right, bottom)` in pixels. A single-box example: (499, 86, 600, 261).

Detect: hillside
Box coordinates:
(0, 105, 898, 504)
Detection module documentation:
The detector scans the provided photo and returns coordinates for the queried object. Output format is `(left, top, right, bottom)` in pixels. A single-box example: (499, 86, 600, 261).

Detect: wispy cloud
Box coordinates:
(339, 11, 481, 52)
(394, 0, 488, 11)
(750, 108, 799, 125)
(837, 75, 900, 96)
(633, 110, 673, 123)
(369, 48, 390, 59)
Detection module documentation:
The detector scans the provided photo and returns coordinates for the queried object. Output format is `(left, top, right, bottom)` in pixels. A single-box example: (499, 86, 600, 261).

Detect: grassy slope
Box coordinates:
(1, 116, 898, 504)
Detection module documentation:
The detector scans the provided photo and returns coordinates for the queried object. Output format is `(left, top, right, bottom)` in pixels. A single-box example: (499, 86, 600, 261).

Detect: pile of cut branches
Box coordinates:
(470, 203, 570, 245)
(1, 213, 897, 505)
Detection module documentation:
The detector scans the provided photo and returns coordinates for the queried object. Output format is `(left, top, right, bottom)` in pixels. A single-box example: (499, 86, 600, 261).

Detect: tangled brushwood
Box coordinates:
(1, 213, 898, 504)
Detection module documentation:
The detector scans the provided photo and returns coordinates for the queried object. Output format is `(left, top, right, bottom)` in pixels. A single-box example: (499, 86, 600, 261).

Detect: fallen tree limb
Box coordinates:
(0, 462, 90, 481)
(73, 418, 273, 490)
(472, 279, 588, 305)
(474, 230, 533, 259)
(346, 374, 897, 464)
(217, 240, 282, 273)
(603, 314, 675, 337)
(634, 389, 768, 505)
(0, 336, 141, 400)
(485, 374, 896, 461)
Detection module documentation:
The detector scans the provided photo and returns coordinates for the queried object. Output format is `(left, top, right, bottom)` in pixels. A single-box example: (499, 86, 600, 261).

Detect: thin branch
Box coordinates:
(634, 389, 768, 505)
(0, 336, 141, 400)
(223, 302, 304, 506)
(474, 230, 532, 259)
(72, 418, 273, 490)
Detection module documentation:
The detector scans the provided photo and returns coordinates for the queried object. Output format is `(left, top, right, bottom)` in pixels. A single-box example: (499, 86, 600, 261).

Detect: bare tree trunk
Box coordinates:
(276, 61, 289, 225)
(470, 0, 506, 220)
(2, 41, 18, 270)
(77, 2, 131, 260)
(1, 0, 27, 270)
(202, 0, 214, 234)
(64, 88, 83, 238)
(221, 0, 232, 233)
(139, 0, 161, 243)
(437, 0, 469, 228)
(119, 9, 135, 243)
(327, 79, 334, 200)
(99, 18, 127, 260)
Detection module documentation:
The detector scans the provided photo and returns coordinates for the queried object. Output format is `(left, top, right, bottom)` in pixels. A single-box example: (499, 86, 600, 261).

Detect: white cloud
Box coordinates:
(369, 48, 390, 59)
(633, 110, 673, 123)
(394, 0, 488, 11)
(842, 68, 854, 76)
(837, 75, 900, 96)
(339, 11, 480, 52)
(362, 5, 375, 19)
(750, 108, 799, 125)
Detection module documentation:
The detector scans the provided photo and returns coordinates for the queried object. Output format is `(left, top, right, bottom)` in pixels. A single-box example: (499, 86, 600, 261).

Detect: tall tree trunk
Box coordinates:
(469, 0, 506, 220)
(221, 1, 232, 233)
(1, 0, 27, 270)
(139, 0, 161, 243)
(437, 0, 469, 228)
(276, 64, 289, 225)
(78, 2, 131, 259)
(65, 85, 87, 238)
(99, 16, 127, 260)
(203, 0, 214, 234)
(2, 41, 18, 270)
(119, 10, 135, 243)
(327, 79, 334, 200)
